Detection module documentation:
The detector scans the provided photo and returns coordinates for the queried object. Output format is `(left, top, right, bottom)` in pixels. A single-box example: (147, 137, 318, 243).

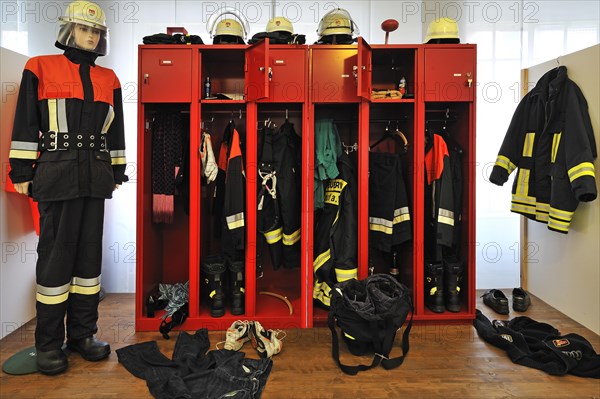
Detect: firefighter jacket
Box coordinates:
(490, 66, 597, 233)
(313, 153, 358, 307)
(8, 48, 127, 201)
(257, 121, 302, 270)
(214, 122, 245, 257)
(425, 134, 455, 261)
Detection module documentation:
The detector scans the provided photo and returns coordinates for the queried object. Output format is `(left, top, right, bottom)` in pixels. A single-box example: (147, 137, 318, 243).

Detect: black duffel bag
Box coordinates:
(328, 274, 413, 375)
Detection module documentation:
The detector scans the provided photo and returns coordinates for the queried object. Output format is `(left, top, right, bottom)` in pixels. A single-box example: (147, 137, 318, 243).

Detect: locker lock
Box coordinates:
(467, 72, 473, 88)
(268, 67, 273, 81)
(144, 73, 149, 84)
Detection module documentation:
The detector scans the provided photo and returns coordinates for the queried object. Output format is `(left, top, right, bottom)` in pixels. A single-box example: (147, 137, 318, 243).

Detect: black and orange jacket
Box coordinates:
(214, 123, 245, 255)
(8, 48, 127, 201)
(490, 66, 597, 233)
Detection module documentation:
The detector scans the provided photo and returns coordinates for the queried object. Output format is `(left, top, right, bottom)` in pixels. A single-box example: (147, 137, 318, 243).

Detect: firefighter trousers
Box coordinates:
(35, 197, 105, 351)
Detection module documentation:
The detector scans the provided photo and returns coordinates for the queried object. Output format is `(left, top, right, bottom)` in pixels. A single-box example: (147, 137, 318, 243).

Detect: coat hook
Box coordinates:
(285, 109, 289, 120)
(239, 109, 242, 119)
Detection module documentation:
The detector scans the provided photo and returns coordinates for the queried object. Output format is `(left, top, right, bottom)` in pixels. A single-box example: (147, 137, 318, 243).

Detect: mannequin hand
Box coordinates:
(14, 181, 31, 195)
(114, 184, 121, 191)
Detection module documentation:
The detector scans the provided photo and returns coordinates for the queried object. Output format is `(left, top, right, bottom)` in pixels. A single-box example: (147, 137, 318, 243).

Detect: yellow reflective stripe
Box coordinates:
(550, 207, 574, 220)
(438, 215, 455, 226)
(522, 132, 535, 157)
(209, 290, 216, 298)
(551, 132, 562, 163)
(70, 284, 101, 295)
(512, 194, 536, 205)
(548, 219, 569, 232)
(9, 149, 38, 160)
(48, 99, 58, 132)
(495, 155, 517, 174)
(111, 157, 127, 165)
(536, 213, 549, 222)
(226, 212, 245, 230)
(369, 223, 393, 235)
(102, 105, 115, 133)
(430, 287, 438, 295)
(57, 98, 68, 132)
(393, 214, 410, 224)
(536, 202, 550, 212)
(568, 162, 595, 182)
(37, 291, 69, 305)
(333, 210, 340, 226)
(264, 227, 283, 244)
(335, 268, 357, 282)
(313, 249, 331, 272)
(516, 169, 531, 196)
(282, 228, 301, 246)
(343, 332, 356, 340)
(511, 202, 536, 215)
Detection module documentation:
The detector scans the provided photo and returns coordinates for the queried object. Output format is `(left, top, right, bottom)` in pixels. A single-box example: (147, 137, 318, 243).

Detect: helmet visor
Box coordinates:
(56, 21, 109, 55)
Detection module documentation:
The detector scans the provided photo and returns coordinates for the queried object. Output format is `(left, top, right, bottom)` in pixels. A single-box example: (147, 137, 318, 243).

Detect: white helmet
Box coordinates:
(56, 1, 109, 55)
(207, 7, 250, 44)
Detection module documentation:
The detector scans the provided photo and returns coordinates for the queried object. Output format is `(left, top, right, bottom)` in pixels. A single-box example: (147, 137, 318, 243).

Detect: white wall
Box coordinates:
(524, 45, 600, 335)
(0, 48, 37, 339)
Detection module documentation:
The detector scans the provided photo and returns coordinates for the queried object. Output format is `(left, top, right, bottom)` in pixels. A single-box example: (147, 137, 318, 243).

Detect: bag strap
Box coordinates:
(379, 303, 413, 370)
(328, 302, 414, 375)
(328, 310, 380, 375)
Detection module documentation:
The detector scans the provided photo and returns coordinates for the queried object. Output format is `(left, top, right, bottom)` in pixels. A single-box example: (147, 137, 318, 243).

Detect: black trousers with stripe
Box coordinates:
(36, 197, 105, 351)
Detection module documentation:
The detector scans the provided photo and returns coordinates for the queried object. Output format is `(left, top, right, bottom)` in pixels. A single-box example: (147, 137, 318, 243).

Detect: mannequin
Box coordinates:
(8, 1, 127, 375)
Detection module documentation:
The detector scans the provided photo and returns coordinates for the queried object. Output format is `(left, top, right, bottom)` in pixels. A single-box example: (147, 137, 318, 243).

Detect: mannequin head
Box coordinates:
(71, 23, 101, 51)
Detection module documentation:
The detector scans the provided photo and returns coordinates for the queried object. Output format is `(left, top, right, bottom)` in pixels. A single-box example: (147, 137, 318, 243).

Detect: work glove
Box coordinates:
(201, 133, 218, 183)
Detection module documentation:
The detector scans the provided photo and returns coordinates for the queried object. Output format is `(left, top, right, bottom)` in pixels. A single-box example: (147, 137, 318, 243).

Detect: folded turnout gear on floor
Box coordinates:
(117, 329, 272, 399)
(473, 309, 600, 378)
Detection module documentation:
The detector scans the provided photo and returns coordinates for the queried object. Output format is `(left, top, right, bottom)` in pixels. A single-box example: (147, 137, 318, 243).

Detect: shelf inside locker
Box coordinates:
(371, 48, 416, 101)
(200, 99, 246, 104)
(371, 98, 415, 103)
(201, 48, 246, 102)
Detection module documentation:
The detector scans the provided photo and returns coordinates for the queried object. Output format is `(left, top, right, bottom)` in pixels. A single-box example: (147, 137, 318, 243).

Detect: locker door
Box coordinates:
(424, 48, 475, 102)
(357, 38, 372, 100)
(311, 47, 359, 103)
(140, 48, 192, 103)
(267, 48, 306, 102)
(245, 39, 270, 101)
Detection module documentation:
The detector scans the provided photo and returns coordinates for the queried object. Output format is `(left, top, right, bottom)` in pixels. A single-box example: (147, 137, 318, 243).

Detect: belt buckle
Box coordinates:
(46, 131, 58, 152)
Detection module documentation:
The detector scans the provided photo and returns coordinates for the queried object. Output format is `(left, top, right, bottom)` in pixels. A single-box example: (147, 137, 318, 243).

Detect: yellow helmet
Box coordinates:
(424, 18, 460, 44)
(56, 1, 109, 55)
(317, 8, 359, 39)
(266, 16, 294, 34)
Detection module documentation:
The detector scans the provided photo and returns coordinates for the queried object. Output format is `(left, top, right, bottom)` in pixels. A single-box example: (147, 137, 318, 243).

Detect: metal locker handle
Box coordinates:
(144, 73, 149, 84)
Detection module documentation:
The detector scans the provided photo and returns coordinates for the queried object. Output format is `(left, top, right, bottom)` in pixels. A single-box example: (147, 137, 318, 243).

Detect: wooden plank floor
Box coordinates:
(1, 291, 599, 399)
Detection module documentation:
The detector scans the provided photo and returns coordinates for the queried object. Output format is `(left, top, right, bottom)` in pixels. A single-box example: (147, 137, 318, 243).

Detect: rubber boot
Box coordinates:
(425, 262, 445, 313)
(201, 255, 227, 317)
(228, 259, 245, 315)
(444, 257, 463, 313)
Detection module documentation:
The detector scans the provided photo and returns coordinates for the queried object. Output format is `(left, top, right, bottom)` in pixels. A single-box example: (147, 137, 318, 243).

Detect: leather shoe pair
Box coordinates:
(37, 349, 68, 375)
(481, 289, 509, 315)
(66, 336, 111, 361)
(512, 287, 531, 312)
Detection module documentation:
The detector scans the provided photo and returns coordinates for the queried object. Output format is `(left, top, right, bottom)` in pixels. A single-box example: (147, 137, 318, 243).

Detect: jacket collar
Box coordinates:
(63, 47, 98, 66)
(530, 65, 568, 101)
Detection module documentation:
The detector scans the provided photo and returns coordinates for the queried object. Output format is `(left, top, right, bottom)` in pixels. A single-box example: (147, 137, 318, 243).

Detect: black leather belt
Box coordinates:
(40, 131, 107, 151)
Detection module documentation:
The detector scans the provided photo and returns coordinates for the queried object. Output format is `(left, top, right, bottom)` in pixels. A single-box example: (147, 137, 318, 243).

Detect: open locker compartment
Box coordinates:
(420, 102, 475, 320)
(311, 103, 360, 325)
(367, 102, 416, 293)
(371, 46, 417, 101)
(198, 102, 248, 325)
(137, 103, 191, 329)
(200, 46, 246, 102)
(254, 103, 305, 326)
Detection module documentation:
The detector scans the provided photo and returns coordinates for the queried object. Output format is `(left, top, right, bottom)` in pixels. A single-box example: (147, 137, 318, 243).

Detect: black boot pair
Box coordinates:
(37, 337, 110, 375)
(424, 259, 463, 313)
(201, 255, 245, 317)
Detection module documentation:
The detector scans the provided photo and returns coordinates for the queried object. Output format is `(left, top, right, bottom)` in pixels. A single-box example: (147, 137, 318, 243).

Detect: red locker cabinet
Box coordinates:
(423, 45, 476, 102)
(139, 47, 193, 103)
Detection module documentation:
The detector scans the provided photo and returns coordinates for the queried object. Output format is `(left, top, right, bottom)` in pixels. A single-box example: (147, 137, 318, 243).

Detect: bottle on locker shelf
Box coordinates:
(204, 77, 211, 99)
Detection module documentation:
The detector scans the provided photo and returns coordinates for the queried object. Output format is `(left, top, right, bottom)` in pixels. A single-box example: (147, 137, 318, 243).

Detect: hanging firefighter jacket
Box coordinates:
(213, 122, 245, 258)
(257, 121, 302, 270)
(313, 153, 358, 307)
(490, 66, 597, 233)
(369, 152, 412, 253)
(314, 119, 343, 210)
(424, 133, 455, 261)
